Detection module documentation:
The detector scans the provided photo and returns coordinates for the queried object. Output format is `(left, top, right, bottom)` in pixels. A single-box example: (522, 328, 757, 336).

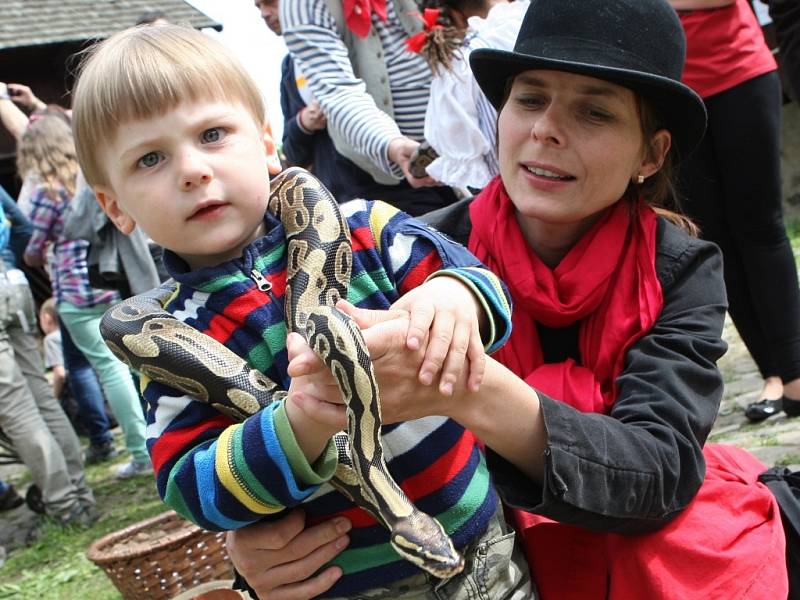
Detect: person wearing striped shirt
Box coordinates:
(257, 0, 438, 206)
(73, 24, 532, 599)
(280, 0, 463, 216)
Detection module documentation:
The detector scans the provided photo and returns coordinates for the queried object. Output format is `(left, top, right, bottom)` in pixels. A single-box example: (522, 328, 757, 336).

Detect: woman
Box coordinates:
(670, 0, 800, 423)
(228, 0, 787, 598)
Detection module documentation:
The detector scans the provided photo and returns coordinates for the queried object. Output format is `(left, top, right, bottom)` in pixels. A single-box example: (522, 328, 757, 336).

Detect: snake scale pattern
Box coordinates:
(100, 167, 465, 579)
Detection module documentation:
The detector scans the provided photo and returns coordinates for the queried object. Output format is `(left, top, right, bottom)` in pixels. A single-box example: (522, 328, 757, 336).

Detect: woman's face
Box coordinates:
(497, 69, 669, 247)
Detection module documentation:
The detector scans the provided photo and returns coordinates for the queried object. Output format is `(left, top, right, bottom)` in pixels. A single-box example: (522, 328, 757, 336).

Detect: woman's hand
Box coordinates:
(225, 509, 351, 600)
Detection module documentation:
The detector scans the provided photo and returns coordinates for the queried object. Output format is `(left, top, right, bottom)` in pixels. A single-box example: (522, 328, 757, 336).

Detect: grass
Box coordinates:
(0, 442, 165, 599)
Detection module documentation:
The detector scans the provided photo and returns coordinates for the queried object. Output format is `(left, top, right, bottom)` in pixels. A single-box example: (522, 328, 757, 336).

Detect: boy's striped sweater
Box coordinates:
(143, 199, 512, 596)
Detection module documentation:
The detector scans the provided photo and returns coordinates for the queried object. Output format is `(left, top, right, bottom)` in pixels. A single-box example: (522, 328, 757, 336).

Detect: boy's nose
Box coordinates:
(182, 172, 211, 191)
(179, 152, 213, 190)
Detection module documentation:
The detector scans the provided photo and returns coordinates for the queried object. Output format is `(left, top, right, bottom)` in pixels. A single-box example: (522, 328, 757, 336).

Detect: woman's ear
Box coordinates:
(94, 186, 137, 235)
(640, 129, 672, 178)
(262, 118, 282, 175)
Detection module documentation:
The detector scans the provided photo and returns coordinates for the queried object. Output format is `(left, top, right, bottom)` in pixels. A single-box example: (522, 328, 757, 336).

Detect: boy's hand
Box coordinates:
(391, 277, 486, 395)
(285, 333, 346, 462)
(396, 277, 486, 395)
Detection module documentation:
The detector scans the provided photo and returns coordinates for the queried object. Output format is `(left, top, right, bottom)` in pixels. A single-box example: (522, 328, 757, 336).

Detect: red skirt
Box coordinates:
(515, 444, 787, 600)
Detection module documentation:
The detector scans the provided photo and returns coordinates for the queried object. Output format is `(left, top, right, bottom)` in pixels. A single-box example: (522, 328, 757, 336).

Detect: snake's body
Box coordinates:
(101, 168, 464, 578)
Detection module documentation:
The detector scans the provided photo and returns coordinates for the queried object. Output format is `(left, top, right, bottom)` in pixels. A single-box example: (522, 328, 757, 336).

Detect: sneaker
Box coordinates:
(114, 459, 151, 479)
(0, 485, 24, 512)
(85, 441, 120, 465)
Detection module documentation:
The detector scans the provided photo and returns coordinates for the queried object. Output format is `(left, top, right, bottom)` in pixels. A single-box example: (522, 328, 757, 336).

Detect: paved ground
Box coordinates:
(710, 315, 800, 469)
(0, 318, 797, 557)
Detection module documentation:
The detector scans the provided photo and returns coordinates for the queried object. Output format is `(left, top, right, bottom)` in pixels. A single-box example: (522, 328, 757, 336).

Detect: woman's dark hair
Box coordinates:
(632, 96, 698, 236)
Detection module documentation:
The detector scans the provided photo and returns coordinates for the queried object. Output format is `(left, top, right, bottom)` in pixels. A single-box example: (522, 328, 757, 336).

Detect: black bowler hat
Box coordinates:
(470, 0, 707, 159)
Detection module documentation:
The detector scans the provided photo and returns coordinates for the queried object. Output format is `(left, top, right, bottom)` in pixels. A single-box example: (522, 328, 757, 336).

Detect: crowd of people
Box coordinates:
(0, 0, 798, 598)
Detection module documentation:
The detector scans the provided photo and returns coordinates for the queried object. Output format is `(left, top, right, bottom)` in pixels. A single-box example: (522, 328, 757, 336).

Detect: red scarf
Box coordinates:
(468, 176, 662, 415)
(467, 176, 786, 600)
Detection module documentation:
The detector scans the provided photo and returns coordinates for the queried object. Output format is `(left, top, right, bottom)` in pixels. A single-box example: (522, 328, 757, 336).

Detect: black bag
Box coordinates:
(759, 466, 800, 599)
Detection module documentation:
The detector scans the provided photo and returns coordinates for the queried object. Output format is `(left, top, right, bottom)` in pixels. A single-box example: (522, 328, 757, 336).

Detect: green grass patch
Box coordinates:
(0, 448, 165, 599)
(775, 453, 800, 467)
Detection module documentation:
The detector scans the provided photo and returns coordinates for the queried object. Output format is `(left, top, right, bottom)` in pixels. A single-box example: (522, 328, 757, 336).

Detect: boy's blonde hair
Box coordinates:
(17, 116, 79, 198)
(72, 24, 266, 186)
(40, 297, 58, 321)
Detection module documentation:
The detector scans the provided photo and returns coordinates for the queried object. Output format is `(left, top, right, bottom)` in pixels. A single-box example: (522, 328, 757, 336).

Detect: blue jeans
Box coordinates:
(58, 301, 149, 464)
(59, 318, 113, 447)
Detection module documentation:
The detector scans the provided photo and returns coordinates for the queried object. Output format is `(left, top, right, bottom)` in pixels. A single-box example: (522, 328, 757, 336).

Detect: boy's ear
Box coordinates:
(262, 120, 282, 176)
(94, 186, 137, 235)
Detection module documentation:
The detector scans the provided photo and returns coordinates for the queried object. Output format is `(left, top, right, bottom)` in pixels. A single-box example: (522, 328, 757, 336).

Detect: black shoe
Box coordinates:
(0, 485, 24, 512)
(85, 441, 119, 465)
(744, 398, 783, 423)
(783, 396, 800, 417)
(25, 485, 45, 515)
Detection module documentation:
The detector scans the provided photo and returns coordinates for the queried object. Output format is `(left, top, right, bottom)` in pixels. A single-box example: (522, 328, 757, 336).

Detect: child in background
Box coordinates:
(19, 116, 149, 479)
(39, 298, 66, 401)
(72, 24, 530, 599)
(415, 0, 528, 189)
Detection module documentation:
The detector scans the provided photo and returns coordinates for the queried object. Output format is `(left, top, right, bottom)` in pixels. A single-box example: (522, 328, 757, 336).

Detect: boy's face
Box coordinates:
(94, 99, 277, 270)
(39, 309, 57, 335)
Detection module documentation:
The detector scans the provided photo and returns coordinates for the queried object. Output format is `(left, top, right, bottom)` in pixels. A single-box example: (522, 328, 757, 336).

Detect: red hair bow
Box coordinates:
(405, 8, 442, 53)
(343, 0, 388, 38)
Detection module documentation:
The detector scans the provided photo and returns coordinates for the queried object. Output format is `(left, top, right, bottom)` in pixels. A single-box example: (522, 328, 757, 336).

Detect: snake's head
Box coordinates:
(390, 512, 465, 579)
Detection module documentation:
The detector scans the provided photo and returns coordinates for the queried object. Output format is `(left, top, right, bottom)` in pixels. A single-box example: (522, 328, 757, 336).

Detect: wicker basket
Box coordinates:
(86, 510, 234, 600)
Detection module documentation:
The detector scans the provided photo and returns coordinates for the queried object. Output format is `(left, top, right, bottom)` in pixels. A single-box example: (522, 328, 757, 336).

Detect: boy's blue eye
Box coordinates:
(201, 127, 224, 143)
(137, 152, 161, 169)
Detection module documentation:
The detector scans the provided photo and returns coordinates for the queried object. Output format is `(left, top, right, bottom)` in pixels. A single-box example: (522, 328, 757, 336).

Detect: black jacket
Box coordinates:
(422, 199, 728, 535)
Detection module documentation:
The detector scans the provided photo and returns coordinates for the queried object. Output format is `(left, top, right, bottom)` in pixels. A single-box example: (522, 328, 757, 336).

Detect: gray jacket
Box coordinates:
(62, 183, 160, 296)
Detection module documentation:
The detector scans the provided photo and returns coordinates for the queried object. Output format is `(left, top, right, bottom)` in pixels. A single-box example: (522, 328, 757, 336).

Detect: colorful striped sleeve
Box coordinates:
(143, 378, 336, 531)
(365, 200, 512, 351)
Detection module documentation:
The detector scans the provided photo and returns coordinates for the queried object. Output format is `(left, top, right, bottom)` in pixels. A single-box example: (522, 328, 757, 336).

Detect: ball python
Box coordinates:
(100, 167, 465, 579)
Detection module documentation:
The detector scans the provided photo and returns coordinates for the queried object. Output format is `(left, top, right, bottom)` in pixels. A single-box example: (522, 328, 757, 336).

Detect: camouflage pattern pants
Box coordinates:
(327, 505, 536, 600)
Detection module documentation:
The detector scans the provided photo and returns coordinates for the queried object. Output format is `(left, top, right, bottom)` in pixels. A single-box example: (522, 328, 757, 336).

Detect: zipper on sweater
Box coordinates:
(250, 269, 279, 305)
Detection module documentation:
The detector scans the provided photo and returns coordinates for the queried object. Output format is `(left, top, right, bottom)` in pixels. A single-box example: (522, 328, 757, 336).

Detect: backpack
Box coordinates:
(759, 466, 800, 599)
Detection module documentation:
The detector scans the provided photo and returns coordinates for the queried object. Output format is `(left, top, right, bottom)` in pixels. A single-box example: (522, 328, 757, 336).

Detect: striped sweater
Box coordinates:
(143, 200, 512, 596)
(281, 0, 432, 180)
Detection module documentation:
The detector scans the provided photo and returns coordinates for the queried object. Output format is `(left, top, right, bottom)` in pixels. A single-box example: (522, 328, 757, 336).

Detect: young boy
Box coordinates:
(39, 298, 66, 401)
(72, 25, 529, 598)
